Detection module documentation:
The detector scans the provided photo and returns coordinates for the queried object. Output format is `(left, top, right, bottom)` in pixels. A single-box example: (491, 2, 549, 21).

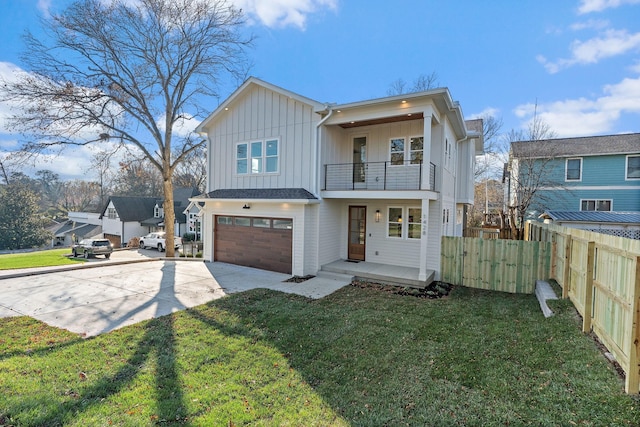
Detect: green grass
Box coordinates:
(1, 285, 638, 426)
(0, 248, 83, 270)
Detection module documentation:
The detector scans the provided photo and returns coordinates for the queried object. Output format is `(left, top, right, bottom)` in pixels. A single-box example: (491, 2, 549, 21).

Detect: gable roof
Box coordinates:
(100, 196, 158, 221)
(512, 133, 640, 158)
(196, 77, 324, 133)
(542, 211, 640, 224)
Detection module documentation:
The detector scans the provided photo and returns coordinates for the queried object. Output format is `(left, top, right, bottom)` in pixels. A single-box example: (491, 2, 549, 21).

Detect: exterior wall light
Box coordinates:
(242, 204, 250, 209)
(375, 209, 381, 222)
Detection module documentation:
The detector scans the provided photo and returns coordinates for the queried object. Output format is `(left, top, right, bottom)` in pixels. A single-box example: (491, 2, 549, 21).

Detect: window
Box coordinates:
(407, 207, 422, 239)
(107, 207, 117, 219)
(154, 204, 161, 218)
(217, 216, 233, 225)
(388, 206, 421, 239)
(390, 138, 405, 165)
(566, 158, 582, 181)
(273, 219, 293, 229)
(236, 139, 279, 175)
(388, 207, 403, 238)
(409, 137, 423, 165)
(581, 200, 612, 211)
(627, 155, 640, 179)
(252, 218, 271, 228)
(234, 217, 250, 226)
(390, 136, 423, 166)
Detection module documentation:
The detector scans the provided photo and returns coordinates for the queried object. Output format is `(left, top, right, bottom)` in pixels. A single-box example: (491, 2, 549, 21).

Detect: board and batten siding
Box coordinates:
(207, 85, 320, 192)
(317, 200, 343, 266)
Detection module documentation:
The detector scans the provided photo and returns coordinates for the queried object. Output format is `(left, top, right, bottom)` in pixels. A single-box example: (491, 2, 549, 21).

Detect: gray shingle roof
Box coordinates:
(101, 196, 158, 221)
(544, 211, 640, 224)
(204, 188, 317, 200)
(512, 133, 640, 158)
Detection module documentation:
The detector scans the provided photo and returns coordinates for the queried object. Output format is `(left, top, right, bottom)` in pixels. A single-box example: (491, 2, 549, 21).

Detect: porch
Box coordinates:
(320, 259, 435, 289)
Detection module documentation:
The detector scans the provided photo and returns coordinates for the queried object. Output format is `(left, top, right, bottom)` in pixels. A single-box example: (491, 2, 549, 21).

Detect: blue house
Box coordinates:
(506, 132, 640, 226)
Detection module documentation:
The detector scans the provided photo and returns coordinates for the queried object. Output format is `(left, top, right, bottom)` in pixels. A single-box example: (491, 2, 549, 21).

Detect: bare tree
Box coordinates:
(1, 0, 252, 256)
(504, 110, 558, 239)
(173, 145, 207, 192)
(387, 72, 439, 96)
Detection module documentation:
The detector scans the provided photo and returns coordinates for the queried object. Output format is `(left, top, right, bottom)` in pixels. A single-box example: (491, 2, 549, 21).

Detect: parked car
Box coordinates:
(139, 232, 182, 252)
(72, 239, 113, 259)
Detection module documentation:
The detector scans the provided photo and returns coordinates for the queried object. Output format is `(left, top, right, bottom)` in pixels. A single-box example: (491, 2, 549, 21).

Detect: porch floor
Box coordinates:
(320, 260, 435, 289)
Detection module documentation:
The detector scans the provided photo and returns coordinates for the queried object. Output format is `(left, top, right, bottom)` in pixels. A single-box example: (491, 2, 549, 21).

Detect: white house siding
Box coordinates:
(206, 85, 319, 192)
(427, 199, 443, 279)
(317, 200, 343, 266)
(303, 204, 319, 274)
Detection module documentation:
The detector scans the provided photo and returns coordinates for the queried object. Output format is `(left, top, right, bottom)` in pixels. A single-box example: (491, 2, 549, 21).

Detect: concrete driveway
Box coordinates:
(0, 249, 351, 337)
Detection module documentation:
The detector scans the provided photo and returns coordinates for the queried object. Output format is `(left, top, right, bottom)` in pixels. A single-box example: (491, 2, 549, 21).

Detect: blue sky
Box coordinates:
(1, 0, 640, 179)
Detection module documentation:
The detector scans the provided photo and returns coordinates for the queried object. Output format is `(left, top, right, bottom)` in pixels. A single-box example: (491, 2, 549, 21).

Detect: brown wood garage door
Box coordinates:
(214, 216, 292, 274)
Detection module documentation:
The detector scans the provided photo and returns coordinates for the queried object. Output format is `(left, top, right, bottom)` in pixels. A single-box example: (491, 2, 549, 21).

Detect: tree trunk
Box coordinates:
(163, 178, 176, 258)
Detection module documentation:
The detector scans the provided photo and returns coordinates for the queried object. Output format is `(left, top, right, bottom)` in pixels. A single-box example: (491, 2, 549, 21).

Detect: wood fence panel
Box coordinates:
(441, 237, 550, 294)
(527, 221, 640, 394)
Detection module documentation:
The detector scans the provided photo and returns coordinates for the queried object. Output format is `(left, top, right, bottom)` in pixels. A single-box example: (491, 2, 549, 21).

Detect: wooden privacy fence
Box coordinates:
(441, 236, 551, 294)
(528, 222, 640, 394)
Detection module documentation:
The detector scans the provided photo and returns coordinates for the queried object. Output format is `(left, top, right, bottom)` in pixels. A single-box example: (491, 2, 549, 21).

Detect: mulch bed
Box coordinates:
(351, 279, 453, 299)
(284, 275, 315, 283)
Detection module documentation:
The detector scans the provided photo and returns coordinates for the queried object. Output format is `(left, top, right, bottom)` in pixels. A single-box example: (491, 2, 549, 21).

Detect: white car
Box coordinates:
(139, 232, 182, 252)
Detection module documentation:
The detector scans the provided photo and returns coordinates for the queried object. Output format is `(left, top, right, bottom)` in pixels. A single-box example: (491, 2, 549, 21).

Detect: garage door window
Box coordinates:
(217, 216, 233, 225)
(235, 217, 250, 226)
(273, 219, 293, 229)
(253, 218, 271, 228)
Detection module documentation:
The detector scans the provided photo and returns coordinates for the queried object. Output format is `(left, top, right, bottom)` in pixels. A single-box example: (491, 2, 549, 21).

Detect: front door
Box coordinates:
(348, 206, 366, 261)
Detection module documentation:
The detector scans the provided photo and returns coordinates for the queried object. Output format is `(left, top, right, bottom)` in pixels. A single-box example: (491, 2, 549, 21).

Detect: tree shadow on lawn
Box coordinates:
(2, 262, 190, 426)
(192, 285, 639, 426)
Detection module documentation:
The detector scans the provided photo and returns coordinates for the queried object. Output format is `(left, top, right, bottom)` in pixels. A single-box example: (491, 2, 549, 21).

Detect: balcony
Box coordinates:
(323, 161, 436, 191)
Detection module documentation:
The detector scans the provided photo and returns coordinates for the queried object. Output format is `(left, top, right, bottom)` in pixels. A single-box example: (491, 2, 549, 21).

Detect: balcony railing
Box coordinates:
(323, 161, 436, 191)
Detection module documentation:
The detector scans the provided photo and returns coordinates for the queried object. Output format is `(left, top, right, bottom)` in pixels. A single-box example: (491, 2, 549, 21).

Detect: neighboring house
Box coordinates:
(506, 133, 640, 222)
(100, 196, 157, 247)
(540, 211, 640, 240)
(140, 187, 200, 237)
(193, 77, 483, 281)
(51, 211, 102, 247)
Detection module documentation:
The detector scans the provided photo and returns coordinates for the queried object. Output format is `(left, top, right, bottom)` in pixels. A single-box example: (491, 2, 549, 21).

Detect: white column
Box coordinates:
(419, 198, 430, 281)
(421, 112, 432, 191)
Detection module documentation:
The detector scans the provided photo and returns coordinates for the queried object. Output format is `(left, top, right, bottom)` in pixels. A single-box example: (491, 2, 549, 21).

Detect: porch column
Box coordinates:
(419, 198, 430, 281)
(421, 110, 433, 190)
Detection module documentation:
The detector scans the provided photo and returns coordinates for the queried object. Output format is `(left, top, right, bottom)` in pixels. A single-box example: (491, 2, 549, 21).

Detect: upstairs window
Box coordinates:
(627, 155, 640, 180)
(236, 139, 279, 175)
(107, 207, 117, 219)
(566, 158, 582, 181)
(390, 136, 423, 166)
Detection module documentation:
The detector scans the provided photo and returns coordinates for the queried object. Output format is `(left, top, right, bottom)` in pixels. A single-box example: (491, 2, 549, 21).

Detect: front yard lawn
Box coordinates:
(1, 285, 637, 426)
(0, 248, 83, 270)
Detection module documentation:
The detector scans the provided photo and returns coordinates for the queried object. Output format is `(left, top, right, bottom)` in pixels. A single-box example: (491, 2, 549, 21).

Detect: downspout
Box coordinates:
(314, 105, 334, 196)
(313, 106, 334, 275)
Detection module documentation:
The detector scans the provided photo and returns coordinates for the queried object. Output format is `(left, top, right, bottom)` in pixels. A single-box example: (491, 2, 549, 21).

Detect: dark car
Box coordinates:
(72, 239, 113, 259)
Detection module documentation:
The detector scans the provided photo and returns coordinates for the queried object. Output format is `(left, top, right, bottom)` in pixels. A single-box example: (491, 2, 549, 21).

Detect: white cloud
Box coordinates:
(513, 75, 640, 137)
(37, 0, 52, 15)
(469, 107, 500, 120)
(156, 113, 201, 138)
(569, 19, 610, 31)
(538, 29, 640, 73)
(578, 0, 640, 14)
(233, 0, 337, 29)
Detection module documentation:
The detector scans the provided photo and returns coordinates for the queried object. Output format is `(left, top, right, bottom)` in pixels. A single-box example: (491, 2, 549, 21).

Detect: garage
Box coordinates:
(214, 215, 293, 274)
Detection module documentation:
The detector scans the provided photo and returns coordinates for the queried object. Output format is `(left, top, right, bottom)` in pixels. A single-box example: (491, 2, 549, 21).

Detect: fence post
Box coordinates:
(626, 256, 640, 394)
(582, 241, 596, 333)
(562, 235, 571, 299)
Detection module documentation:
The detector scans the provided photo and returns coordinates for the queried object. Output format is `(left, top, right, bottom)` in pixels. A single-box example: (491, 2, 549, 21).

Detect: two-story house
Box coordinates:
(506, 133, 640, 237)
(194, 78, 483, 284)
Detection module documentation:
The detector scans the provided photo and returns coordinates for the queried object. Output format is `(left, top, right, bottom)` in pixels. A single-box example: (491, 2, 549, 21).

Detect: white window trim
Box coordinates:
(565, 157, 582, 182)
(626, 154, 640, 180)
(386, 206, 422, 240)
(389, 135, 424, 167)
(235, 138, 280, 175)
(580, 199, 613, 211)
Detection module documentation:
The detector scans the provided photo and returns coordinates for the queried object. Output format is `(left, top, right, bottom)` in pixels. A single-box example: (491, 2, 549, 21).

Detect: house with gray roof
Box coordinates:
(506, 132, 640, 237)
(193, 77, 483, 281)
(100, 196, 158, 247)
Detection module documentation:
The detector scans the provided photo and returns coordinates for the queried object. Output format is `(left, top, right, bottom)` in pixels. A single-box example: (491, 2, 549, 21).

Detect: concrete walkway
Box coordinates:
(0, 250, 351, 336)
